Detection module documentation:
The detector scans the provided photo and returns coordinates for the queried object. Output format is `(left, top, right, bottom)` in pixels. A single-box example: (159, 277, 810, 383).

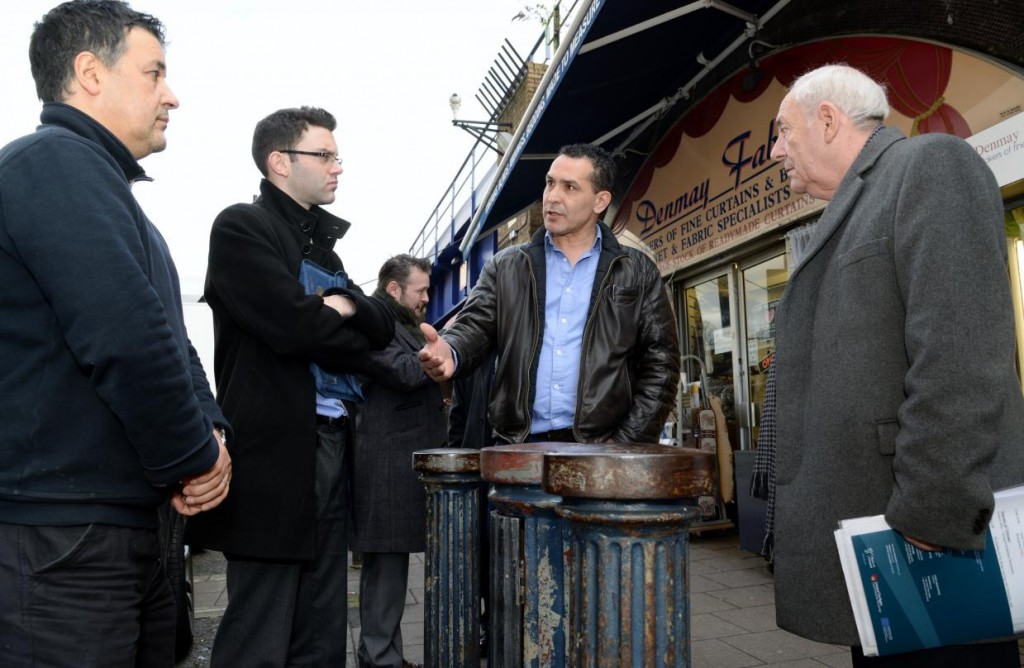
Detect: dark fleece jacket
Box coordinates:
(0, 103, 225, 529)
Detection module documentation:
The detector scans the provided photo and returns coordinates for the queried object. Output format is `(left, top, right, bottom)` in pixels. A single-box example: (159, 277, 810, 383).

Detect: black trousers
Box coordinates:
(0, 522, 175, 668)
(851, 640, 1019, 667)
(212, 424, 350, 667)
(357, 552, 411, 667)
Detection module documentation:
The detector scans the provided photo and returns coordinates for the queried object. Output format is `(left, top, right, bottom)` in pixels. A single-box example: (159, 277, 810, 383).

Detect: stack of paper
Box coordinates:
(834, 484, 1024, 656)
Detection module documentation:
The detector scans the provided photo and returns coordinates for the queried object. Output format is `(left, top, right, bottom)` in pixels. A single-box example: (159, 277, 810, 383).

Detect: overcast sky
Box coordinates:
(0, 0, 544, 294)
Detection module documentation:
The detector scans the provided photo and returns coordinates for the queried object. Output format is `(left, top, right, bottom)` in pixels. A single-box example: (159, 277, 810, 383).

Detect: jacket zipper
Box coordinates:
(520, 251, 542, 440)
(573, 251, 628, 441)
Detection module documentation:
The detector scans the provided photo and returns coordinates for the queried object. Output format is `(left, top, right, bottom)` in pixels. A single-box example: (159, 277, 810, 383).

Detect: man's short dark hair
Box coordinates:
(377, 254, 432, 293)
(252, 106, 337, 177)
(558, 143, 617, 194)
(29, 0, 166, 103)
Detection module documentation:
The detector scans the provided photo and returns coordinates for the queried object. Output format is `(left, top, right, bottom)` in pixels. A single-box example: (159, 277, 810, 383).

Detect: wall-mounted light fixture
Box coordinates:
(449, 93, 513, 154)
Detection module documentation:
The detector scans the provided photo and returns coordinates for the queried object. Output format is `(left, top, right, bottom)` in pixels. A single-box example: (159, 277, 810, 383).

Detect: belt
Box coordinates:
(316, 414, 349, 428)
(528, 428, 576, 443)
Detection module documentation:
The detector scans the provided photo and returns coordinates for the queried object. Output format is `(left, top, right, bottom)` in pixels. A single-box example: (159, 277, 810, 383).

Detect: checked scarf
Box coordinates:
(750, 359, 777, 563)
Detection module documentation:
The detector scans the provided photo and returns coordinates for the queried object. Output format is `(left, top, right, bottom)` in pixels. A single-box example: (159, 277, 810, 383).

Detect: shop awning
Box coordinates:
(461, 0, 790, 255)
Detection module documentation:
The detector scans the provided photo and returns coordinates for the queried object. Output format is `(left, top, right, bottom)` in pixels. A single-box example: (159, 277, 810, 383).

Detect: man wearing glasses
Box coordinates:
(187, 106, 393, 667)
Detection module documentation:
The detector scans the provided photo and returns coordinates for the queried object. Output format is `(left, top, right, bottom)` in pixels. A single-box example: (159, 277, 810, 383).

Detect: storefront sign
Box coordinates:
(968, 111, 1024, 188)
(617, 37, 1024, 276)
(623, 80, 826, 275)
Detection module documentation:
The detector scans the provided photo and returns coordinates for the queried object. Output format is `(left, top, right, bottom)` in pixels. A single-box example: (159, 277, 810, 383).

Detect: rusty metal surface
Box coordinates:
(481, 442, 595, 486)
(422, 467, 481, 668)
(480, 442, 695, 486)
(413, 447, 481, 474)
(556, 501, 700, 528)
(541, 445, 715, 500)
(488, 482, 568, 667)
(522, 510, 568, 667)
(563, 501, 694, 667)
(491, 512, 523, 667)
(489, 483, 561, 515)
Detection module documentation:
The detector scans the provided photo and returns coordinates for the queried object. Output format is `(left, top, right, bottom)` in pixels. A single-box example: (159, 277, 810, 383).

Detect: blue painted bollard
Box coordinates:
(480, 442, 586, 667)
(414, 448, 482, 668)
(543, 445, 715, 667)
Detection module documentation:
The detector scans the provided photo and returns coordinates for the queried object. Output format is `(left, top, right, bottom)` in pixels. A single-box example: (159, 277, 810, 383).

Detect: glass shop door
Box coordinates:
(677, 247, 792, 452)
(738, 250, 791, 450)
(679, 269, 739, 526)
(677, 247, 792, 527)
(680, 270, 738, 445)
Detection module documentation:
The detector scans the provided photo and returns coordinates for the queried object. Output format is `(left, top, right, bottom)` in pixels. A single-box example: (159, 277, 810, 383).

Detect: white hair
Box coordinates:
(788, 64, 890, 129)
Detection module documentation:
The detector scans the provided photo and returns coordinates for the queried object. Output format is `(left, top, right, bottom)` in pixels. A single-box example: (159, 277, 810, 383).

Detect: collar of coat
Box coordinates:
(372, 286, 426, 344)
(40, 102, 150, 185)
(256, 178, 352, 250)
(527, 220, 622, 255)
(788, 126, 905, 282)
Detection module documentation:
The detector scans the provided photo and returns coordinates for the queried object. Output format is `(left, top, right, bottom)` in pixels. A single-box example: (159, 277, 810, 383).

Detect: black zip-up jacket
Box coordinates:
(443, 222, 680, 444)
(0, 103, 225, 528)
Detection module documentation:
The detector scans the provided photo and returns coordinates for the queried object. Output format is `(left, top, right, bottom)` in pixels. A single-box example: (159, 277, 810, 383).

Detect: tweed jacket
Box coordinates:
(350, 316, 447, 553)
(771, 127, 1024, 644)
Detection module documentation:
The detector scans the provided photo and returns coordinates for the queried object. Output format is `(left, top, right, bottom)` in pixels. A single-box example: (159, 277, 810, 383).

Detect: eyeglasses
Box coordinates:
(279, 149, 342, 166)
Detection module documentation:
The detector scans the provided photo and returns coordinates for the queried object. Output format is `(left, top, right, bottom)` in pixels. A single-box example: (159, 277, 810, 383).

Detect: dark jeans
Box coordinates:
(0, 522, 174, 668)
(211, 424, 350, 667)
(851, 640, 1019, 667)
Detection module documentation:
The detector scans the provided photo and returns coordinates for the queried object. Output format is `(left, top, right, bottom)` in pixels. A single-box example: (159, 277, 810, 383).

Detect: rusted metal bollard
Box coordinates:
(414, 448, 482, 668)
(480, 442, 584, 668)
(543, 445, 715, 667)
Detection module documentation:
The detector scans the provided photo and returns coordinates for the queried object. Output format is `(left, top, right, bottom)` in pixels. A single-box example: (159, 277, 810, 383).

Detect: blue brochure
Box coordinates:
(298, 259, 364, 403)
(835, 485, 1024, 656)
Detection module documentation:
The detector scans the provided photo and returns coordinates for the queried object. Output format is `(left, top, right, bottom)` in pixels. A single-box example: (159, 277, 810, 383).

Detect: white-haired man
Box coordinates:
(756, 64, 1024, 666)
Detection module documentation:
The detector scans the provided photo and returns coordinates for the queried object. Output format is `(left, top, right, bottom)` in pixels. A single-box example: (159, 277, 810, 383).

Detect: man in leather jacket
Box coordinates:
(420, 143, 679, 444)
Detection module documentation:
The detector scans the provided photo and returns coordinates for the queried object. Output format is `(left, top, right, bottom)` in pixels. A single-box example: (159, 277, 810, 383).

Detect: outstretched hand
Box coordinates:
(418, 322, 455, 382)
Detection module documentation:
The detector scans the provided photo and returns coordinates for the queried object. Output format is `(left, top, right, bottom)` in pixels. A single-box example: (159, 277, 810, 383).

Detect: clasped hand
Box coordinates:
(172, 429, 232, 516)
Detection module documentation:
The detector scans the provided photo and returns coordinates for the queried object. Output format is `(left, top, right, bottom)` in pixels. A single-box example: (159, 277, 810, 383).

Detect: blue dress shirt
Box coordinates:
(531, 228, 602, 433)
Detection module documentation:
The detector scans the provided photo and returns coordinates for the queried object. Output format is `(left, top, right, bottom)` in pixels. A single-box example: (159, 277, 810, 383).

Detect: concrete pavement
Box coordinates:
(182, 532, 858, 667)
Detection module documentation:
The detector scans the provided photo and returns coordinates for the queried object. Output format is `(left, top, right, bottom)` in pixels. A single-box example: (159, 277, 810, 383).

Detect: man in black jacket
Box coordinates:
(420, 143, 679, 445)
(186, 106, 393, 667)
(0, 2, 231, 666)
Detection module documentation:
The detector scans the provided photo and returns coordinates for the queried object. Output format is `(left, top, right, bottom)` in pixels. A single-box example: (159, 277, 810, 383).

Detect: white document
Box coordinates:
(834, 484, 1024, 657)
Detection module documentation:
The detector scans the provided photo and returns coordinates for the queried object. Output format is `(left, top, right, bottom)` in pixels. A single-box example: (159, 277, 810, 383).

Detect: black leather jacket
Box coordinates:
(444, 223, 680, 444)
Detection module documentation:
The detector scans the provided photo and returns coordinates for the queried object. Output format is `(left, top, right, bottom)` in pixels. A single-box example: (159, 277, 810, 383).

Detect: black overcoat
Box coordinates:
(186, 180, 393, 561)
(350, 320, 447, 553)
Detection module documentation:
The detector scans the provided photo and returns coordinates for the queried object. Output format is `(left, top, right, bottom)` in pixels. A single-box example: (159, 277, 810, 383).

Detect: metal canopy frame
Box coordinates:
(459, 0, 794, 258)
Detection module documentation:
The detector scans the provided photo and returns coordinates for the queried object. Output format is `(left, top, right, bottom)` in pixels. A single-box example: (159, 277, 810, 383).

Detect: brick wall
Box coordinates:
(494, 61, 548, 251)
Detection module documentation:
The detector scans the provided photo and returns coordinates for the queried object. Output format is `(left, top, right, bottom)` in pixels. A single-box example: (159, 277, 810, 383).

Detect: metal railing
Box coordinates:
(407, 2, 581, 263)
(407, 142, 499, 262)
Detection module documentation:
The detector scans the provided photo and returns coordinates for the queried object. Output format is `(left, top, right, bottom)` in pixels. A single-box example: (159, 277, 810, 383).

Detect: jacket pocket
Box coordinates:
(839, 237, 892, 268)
(876, 419, 898, 455)
(609, 285, 639, 305)
(29, 524, 97, 575)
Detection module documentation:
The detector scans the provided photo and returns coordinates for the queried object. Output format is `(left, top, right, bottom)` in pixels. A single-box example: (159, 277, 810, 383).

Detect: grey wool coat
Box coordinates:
(350, 317, 448, 553)
(771, 127, 1024, 645)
